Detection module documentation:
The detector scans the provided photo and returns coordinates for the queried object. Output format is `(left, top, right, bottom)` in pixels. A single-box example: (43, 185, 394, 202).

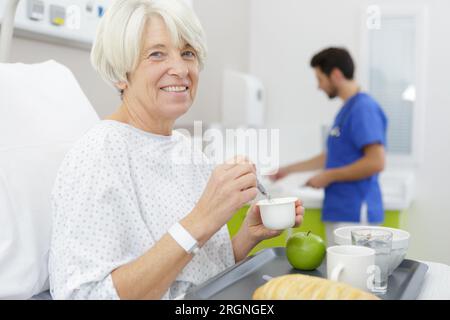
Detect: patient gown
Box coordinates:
(49, 120, 235, 299)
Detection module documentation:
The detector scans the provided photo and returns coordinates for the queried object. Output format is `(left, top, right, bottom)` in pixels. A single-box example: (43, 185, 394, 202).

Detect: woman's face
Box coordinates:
(124, 15, 199, 121)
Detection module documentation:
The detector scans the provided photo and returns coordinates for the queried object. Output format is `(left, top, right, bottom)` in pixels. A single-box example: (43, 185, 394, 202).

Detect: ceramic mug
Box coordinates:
(327, 245, 376, 292)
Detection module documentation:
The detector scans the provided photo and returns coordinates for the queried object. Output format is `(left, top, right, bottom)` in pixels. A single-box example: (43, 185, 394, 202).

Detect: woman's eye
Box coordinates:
(148, 51, 165, 59)
(182, 50, 196, 59)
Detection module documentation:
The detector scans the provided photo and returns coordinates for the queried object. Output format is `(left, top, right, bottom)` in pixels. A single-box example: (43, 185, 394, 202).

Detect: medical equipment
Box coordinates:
(0, 0, 194, 58)
(0, 0, 112, 55)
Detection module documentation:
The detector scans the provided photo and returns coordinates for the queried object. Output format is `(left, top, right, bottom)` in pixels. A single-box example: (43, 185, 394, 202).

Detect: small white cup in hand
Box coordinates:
(327, 245, 376, 292)
(256, 197, 297, 230)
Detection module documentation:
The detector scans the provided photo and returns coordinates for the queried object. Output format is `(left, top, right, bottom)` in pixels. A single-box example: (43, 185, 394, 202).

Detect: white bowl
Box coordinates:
(257, 197, 297, 230)
(334, 226, 410, 275)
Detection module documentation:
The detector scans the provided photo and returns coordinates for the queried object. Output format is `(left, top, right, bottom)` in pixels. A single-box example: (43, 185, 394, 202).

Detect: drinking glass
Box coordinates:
(351, 229, 393, 294)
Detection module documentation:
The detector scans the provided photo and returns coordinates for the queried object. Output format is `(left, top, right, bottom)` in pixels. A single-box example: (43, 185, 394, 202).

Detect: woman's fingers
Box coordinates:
(244, 203, 261, 226)
(239, 187, 258, 204)
(233, 172, 257, 191)
(269, 230, 283, 237)
(294, 199, 304, 227)
(296, 205, 305, 216)
(295, 199, 305, 217)
(225, 162, 256, 180)
(223, 155, 252, 171)
(246, 203, 258, 216)
(294, 214, 303, 227)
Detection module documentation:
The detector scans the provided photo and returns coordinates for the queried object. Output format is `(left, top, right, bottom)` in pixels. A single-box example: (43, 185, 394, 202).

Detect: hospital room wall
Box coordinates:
(249, 0, 450, 265)
(177, 0, 251, 125)
(9, 0, 251, 124)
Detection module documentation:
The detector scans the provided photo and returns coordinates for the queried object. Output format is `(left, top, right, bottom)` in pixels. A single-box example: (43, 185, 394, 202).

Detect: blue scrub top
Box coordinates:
(323, 92, 387, 223)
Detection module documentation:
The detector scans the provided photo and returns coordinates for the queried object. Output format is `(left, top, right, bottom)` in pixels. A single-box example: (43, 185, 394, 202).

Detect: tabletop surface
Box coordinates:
(416, 260, 450, 300)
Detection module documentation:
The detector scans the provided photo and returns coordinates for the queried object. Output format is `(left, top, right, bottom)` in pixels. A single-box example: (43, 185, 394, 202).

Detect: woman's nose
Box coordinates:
(168, 56, 189, 78)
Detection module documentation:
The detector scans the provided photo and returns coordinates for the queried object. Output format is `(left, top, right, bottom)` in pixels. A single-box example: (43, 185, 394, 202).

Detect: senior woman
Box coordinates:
(48, 0, 304, 300)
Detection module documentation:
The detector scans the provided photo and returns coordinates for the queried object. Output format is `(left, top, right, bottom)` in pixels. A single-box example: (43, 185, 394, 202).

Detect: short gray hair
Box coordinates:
(91, 0, 207, 91)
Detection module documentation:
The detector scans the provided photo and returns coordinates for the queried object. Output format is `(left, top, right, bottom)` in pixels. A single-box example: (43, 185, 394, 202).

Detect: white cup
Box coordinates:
(256, 197, 297, 230)
(327, 245, 376, 292)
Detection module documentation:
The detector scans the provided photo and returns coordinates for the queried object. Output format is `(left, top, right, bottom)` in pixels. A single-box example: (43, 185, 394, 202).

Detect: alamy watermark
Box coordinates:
(171, 121, 280, 175)
(367, 5, 381, 30)
(66, 5, 82, 30)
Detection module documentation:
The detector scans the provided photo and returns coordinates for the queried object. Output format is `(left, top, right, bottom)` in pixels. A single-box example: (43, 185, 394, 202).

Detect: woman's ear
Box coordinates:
(115, 81, 128, 91)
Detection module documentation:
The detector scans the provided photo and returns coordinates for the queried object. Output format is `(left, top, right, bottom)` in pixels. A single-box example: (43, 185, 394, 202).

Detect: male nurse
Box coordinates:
(270, 47, 388, 246)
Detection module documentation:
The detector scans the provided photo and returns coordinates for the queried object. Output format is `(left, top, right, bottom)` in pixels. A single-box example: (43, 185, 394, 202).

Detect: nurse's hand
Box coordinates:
(306, 171, 334, 189)
(268, 167, 289, 181)
(242, 199, 305, 243)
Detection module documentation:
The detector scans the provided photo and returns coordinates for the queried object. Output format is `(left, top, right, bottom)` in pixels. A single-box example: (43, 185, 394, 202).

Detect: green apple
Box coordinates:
(286, 231, 326, 271)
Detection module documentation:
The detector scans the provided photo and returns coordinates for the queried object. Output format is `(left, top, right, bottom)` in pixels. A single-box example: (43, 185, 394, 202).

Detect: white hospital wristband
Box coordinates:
(168, 222, 200, 255)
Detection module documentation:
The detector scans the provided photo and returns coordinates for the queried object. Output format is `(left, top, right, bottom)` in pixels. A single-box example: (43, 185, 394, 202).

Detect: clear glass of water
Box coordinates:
(351, 229, 393, 294)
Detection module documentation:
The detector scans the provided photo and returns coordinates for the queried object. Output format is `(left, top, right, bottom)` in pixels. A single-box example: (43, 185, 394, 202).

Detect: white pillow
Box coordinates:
(0, 61, 100, 299)
(0, 60, 99, 147)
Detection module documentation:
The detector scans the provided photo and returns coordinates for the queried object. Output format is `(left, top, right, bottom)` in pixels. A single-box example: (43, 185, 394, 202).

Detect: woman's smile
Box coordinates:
(160, 85, 188, 93)
(159, 85, 191, 102)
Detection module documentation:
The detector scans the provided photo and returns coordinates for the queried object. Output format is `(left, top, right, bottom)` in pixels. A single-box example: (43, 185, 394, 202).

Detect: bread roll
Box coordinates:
(253, 274, 380, 300)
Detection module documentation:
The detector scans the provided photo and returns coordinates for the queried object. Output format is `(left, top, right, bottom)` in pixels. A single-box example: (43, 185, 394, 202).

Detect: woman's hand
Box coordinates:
(191, 156, 258, 240)
(231, 199, 304, 262)
(243, 199, 305, 243)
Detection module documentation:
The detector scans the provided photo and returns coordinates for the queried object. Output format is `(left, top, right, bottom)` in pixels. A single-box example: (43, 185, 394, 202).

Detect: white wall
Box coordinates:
(249, 0, 450, 265)
(178, 0, 250, 125)
(404, 0, 450, 265)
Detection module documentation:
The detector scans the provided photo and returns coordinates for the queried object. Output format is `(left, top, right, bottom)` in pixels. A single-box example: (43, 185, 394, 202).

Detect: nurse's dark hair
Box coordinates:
(310, 47, 355, 80)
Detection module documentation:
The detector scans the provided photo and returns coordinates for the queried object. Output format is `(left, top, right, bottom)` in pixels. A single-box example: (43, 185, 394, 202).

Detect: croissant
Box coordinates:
(253, 274, 380, 300)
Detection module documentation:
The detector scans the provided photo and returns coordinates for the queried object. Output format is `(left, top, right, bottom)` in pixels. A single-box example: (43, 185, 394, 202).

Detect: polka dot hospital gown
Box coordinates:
(49, 120, 236, 299)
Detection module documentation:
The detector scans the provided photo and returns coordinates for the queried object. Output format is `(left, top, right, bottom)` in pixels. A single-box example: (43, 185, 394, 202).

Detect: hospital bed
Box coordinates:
(0, 0, 100, 299)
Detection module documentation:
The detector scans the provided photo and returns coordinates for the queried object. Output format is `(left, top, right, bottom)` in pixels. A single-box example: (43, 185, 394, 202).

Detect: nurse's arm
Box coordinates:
(326, 143, 385, 182)
(285, 152, 327, 173)
(269, 153, 326, 182)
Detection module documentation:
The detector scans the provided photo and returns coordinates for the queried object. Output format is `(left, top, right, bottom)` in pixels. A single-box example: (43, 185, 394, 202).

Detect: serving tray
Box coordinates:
(183, 247, 428, 300)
